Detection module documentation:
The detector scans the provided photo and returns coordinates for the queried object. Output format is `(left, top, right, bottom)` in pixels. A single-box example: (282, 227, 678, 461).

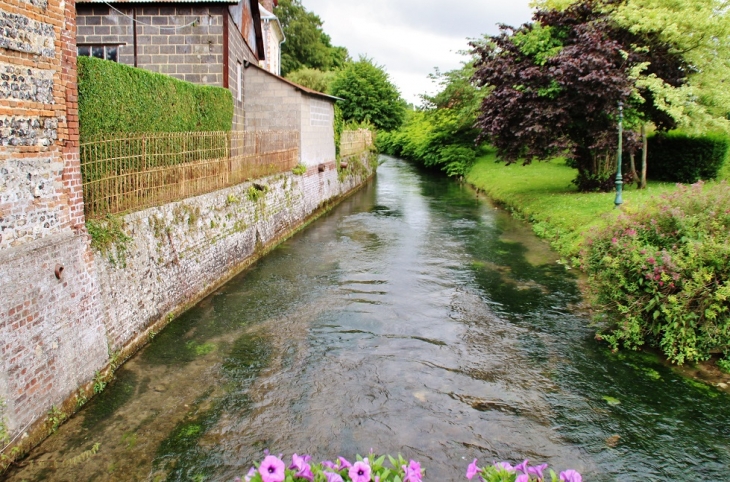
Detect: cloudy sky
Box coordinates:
(301, 0, 534, 105)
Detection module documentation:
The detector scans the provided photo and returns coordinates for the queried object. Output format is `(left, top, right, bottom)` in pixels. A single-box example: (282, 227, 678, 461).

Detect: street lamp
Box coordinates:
(614, 102, 623, 208)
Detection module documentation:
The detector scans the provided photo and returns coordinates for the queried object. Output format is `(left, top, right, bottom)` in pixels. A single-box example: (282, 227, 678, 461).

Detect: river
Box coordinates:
(5, 157, 730, 481)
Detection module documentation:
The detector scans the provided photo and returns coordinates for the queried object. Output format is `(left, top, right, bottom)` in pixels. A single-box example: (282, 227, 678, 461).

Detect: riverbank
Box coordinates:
(466, 149, 730, 389)
(465, 149, 678, 259)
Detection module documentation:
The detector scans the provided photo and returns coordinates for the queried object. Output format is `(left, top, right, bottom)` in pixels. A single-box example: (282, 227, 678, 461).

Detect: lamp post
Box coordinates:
(614, 102, 624, 208)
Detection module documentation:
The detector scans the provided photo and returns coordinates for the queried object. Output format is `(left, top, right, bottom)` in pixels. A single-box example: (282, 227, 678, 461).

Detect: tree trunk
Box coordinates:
(640, 124, 648, 189)
(629, 151, 639, 185)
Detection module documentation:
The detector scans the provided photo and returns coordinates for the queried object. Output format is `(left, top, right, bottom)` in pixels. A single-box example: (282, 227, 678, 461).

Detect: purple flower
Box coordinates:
(324, 472, 343, 482)
(516, 475, 529, 482)
(290, 454, 312, 471)
(296, 464, 314, 481)
(514, 459, 530, 474)
(528, 463, 548, 479)
(466, 459, 480, 480)
(324, 472, 344, 482)
(322, 460, 337, 470)
(338, 457, 353, 469)
(258, 455, 286, 482)
(402, 460, 422, 482)
(493, 462, 514, 472)
(560, 470, 582, 482)
(244, 467, 256, 482)
(348, 460, 372, 482)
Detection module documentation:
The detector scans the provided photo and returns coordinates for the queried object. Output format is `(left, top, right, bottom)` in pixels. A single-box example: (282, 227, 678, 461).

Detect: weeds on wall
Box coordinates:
(0, 399, 8, 446)
(86, 214, 132, 267)
(292, 163, 307, 175)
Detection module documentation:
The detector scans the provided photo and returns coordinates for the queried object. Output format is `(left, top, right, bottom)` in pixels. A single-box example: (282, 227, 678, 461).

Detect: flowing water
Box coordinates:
(5, 157, 730, 482)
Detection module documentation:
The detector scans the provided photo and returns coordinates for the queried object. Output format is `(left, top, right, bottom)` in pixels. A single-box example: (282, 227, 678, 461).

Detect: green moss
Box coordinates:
(86, 214, 132, 267)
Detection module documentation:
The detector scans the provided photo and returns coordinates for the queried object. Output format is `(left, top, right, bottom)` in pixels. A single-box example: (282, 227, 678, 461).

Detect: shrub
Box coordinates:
(648, 132, 729, 183)
(285, 67, 336, 94)
(582, 181, 730, 364)
(78, 56, 232, 140)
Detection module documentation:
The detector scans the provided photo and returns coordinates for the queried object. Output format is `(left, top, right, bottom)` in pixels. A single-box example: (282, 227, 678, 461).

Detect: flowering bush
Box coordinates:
(238, 453, 424, 482)
(238, 453, 582, 482)
(582, 181, 730, 364)
(466, 458, 581, 482)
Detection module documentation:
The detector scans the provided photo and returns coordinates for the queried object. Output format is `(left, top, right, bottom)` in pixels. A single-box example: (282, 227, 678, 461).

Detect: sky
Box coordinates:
(301, 0, 534, 106)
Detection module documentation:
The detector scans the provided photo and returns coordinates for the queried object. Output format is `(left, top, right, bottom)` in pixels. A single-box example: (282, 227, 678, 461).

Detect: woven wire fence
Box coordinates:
(81, 130, 299, 219)
(340, 129, 374, 158)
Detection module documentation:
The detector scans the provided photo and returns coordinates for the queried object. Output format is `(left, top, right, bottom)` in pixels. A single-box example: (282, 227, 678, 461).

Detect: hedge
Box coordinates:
(78, 56, 233, 141)
(648, 132, 729, 183)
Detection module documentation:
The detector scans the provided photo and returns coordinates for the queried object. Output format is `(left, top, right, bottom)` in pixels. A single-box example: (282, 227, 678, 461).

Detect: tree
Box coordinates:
(274, 0, 350, 76)
(284, 67, 335, 93)
(329, 57, 406, 131)
(472, 1, 688, 191)
(534, 0, 730, 133)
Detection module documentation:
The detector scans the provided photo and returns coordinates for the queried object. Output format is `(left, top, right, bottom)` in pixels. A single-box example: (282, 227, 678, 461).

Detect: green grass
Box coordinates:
(465, 148, 679, 259)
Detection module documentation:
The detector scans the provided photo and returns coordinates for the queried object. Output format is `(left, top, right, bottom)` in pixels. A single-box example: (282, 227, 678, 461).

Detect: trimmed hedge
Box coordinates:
(78, 56, 233, 140)
(648, 132, 729, 183)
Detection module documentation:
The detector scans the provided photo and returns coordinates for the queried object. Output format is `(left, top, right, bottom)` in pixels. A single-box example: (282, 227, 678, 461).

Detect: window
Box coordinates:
(78, 45, 119, 62)
(237, 61, 242, 102)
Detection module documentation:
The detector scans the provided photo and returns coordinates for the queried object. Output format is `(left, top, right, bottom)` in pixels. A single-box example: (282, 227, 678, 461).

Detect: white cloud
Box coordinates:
(301, 0, 534, 104)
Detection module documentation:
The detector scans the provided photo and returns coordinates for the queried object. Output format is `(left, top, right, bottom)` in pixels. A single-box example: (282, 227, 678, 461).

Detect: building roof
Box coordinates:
(258, 4, 285, 41)
(244, 62, 342, 102)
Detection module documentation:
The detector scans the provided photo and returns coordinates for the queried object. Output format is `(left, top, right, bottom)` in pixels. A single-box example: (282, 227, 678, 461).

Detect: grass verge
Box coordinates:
(465, 148, 679, 260)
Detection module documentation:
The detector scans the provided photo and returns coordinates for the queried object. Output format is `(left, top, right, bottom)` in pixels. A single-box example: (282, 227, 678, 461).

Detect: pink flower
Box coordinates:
(324, 472, 344, 482)
(348, 460, 371, 482)
(466, 459, 480, 480)
(338, 457, 353, 469)
(560, 470, 582, 482)
(402, 460, 422, 482)
(289, 454, 311, 472)
(516, 475, 529, 482)
(244, 467, 256, 482)
(258, 455, 286, 482)
(494, 461, 514, 471)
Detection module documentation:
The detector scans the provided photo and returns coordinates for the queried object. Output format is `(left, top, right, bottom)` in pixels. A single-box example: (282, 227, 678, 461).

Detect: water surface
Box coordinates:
(6, 157, 730, 481)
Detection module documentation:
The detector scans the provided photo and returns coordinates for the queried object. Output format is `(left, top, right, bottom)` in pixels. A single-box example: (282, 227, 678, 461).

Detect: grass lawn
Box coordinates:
(465, 148, 681, 259)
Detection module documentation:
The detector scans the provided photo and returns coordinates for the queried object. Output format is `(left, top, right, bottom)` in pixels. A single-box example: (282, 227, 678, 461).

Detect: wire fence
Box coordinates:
(340, 129, 374, 159)
(81, 130, 299, 219)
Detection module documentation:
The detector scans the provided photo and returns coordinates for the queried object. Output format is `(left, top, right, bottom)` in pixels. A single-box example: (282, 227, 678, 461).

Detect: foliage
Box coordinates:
(582, 181, 730, 364)
(466, 458, 581, 482)
(78, 56, 232, 140)
(718, 358, 730, 374)
(534, 0, 730, 133)
(285, 67, 336, 94)
(378, 59, 485, 177)
(292, 164, 307, 175)
(334, 104, 344, 158)
(86, 214, 132, 267)
(0, 398, 8, 445)
(330, 57, 406, 132)
(471, 0, 688, 191)
(47, 406, 67, 434)
(274, 0, 349, 76)
(647, 132, 729, 183)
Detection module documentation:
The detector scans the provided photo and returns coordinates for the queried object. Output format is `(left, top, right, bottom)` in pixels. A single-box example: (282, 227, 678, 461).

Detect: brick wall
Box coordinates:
(0, 0, 108, 445)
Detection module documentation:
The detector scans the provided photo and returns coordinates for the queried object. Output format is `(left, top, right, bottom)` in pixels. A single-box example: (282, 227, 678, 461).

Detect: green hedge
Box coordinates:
(78, 56, 233, 140)
(648, 132, 729, 183)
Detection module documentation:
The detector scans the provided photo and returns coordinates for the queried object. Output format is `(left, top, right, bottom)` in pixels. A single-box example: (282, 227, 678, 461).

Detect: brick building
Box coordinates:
(75, 0, 267, 129)
(0, 0, 109, 446)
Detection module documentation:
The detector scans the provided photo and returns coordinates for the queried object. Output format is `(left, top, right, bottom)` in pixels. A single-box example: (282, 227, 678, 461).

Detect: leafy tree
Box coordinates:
(535, 0, 730, 133)
(274, 0, 350, 76)
(329, 57, 406, 131)
(472, 0, 688, 191)
(285, 67, 335, 93)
